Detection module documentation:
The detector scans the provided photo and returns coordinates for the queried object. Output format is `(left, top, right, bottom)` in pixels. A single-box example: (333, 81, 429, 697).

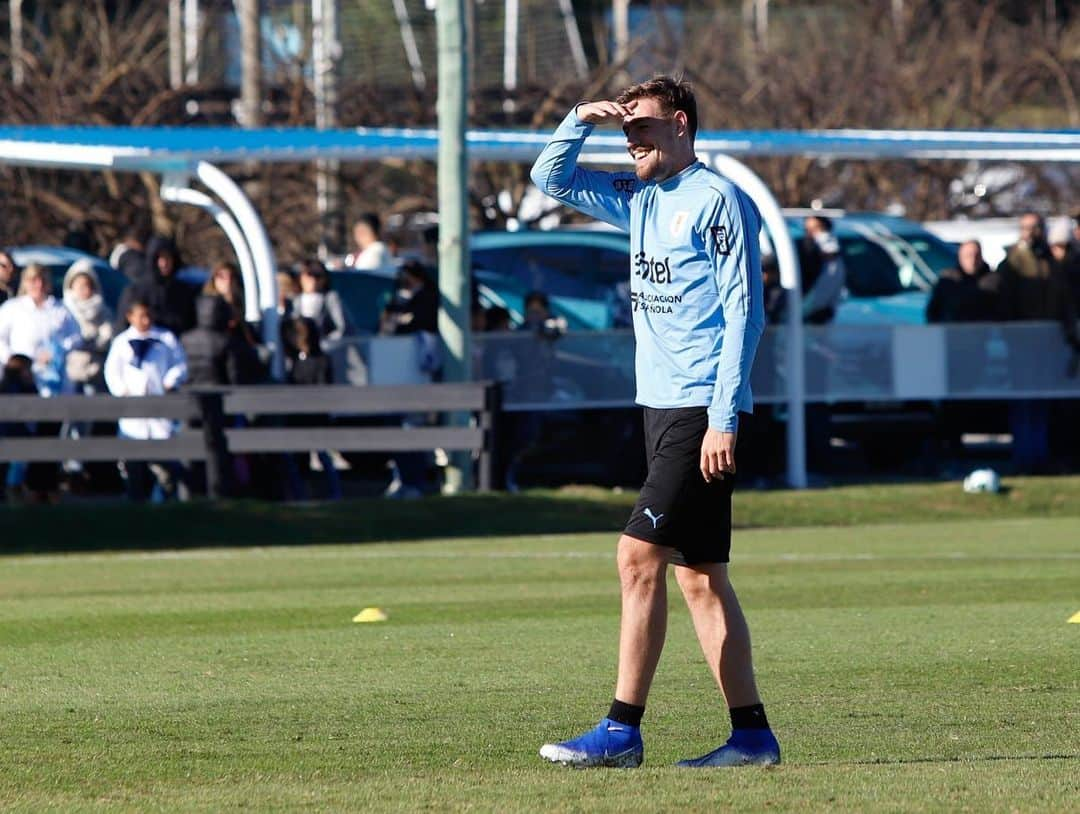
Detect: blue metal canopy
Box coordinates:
(2, 124, 1080, 168)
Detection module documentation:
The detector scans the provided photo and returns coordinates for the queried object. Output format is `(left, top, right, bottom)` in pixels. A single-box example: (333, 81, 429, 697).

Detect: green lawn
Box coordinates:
(3, 475, 1080, 553)
(1, 517, 1078, 811)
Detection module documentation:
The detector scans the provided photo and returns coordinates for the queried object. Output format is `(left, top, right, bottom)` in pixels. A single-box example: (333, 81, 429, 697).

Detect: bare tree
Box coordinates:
(1, 0, 1078, 268)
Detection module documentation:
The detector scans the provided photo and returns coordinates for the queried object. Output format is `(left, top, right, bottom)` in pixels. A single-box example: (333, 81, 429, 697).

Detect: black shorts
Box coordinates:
(623, 406, 736, 566)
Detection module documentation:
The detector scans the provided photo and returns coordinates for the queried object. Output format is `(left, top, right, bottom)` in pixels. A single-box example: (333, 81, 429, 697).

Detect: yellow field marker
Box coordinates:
(353, 607, 389, 623)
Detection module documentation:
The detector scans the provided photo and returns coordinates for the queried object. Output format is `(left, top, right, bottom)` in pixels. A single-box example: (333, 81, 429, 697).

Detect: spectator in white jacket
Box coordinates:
(105, 299, 188, 439)
(0, 263, 81, 395)
(104, 299, 189, 502)
(344, 212, 397, 276)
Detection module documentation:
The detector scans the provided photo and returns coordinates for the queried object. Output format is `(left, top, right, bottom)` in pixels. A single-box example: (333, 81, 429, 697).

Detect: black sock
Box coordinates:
(730, 703, 769, 730)
(607, 699, 645, 728)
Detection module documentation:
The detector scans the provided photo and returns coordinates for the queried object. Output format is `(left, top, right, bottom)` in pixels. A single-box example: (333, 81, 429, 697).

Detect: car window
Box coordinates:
(902, 235, 956, 275)
(840, 238, 907, 297)
(472, 244, 628, 330)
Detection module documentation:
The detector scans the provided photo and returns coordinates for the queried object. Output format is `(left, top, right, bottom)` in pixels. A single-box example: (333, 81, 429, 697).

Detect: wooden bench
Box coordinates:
(0, 382, 501, 496)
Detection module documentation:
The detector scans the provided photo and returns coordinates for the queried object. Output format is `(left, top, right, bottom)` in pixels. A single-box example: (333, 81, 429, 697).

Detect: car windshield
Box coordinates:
(472, 242, 630, 329)
(839, 238, 912, 297)
(898, 233, 957, 275)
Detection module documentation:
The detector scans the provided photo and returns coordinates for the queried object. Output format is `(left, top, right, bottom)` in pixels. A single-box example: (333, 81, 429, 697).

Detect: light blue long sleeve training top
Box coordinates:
(529, 107, 766, 432)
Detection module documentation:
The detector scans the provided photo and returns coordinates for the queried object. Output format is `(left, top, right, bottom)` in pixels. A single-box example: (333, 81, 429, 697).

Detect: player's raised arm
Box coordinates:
(529, 101, 635, 232)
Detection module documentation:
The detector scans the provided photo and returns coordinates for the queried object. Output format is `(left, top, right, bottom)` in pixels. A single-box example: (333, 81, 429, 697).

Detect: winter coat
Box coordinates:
(925, 263, 998, 323)
(62, 260, 115, 386)
(115, 245, 147, 283)
(288, 352, 333, 387)
(182, 296, 266, 386)
(996, 241, 1079, 345)
(0, 294, 81, 395)
(115, 237, 197, 338)
(104, 325, 187, 439)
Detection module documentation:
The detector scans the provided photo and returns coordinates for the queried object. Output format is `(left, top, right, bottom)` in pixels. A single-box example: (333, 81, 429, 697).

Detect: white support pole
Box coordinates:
(169, 0, 184, 89)
(238, 0, 262, 129)
(756, 0, 769, 44)
(437, 0, 473, 489)
(503, 0, 518, 93)
(394, 0, 427, 91)
(195, 161, 283, 380)
(11, 0, 25, 87)
(184, 0, 200, 85)
(557, 0, 589, 80)
(713, 154, 807, 489)
(312, 0, 343, 257)
(159, 179, 261, 324)
(613, 0, 629, 66)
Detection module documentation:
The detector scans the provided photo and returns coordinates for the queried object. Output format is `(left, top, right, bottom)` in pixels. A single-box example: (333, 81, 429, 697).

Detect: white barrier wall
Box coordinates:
(345, 322, 1080, 410)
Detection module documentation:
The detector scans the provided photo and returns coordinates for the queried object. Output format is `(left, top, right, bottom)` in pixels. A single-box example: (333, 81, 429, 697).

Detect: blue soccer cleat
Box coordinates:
(676, 729, 781, 768)
(539, 717, 644, 768)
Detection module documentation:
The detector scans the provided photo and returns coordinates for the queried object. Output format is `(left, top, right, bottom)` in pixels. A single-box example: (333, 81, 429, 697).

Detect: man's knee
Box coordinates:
(675, 562, 729, 603)
(617, 534, 668, 592)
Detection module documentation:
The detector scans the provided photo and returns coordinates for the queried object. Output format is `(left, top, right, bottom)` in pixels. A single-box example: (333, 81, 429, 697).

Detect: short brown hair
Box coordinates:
(616, 75, 698, 140)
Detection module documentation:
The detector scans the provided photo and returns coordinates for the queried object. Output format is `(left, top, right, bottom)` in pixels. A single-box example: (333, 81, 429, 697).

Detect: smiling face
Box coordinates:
(622, 96, 693, 183)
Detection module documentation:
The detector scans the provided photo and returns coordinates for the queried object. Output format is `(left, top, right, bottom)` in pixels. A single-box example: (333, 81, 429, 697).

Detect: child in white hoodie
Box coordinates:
(104, 299, 188, 501)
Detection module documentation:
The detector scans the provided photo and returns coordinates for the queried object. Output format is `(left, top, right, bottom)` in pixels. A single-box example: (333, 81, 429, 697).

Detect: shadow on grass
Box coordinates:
(0, 493, 633, 555)
(4, 475, 1080, 556)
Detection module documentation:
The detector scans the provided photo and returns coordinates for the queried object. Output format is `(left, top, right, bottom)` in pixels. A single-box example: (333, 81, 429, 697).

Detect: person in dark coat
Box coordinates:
(111, 221, 152, 283)
(925, 240, 999, 461)
(115, 236, 196, 338)
(286, 316, 333, 387)
(925, 240, 997, 323)
(379, 260, 439, 336)
(993, 213, 1080, 473)
(281, 316, 341, 500)
(182, 295, 265, 386)
(0, 251, 18, 306)
(377, 260, 442, 497)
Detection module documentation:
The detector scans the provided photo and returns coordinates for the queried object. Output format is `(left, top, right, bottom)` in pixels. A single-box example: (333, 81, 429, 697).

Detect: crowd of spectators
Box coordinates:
(925, 212, 1080, 473)
(0, 209, 534, 503)
(0, 212, 426, 504)
(2, 207, 1079, 501)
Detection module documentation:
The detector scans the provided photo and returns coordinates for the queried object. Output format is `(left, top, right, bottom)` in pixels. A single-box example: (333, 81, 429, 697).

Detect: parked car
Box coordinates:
(460, 213, 961, 329)
(781, 211, 959, 324)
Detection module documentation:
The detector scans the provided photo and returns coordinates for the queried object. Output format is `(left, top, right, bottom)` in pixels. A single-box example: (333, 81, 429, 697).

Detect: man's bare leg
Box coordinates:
(538, 534, 669, 767)
(674, 562, 759, 706)
(672, 561, 780, 767)
(614, 534, 672, 705)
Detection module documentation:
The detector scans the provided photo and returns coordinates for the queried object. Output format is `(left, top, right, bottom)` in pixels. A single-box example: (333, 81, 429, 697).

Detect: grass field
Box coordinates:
(2, 506, 1078, 812)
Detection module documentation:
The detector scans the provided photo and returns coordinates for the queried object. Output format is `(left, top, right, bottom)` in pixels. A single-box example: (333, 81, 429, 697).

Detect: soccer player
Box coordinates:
(530, 76, 779, 769)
